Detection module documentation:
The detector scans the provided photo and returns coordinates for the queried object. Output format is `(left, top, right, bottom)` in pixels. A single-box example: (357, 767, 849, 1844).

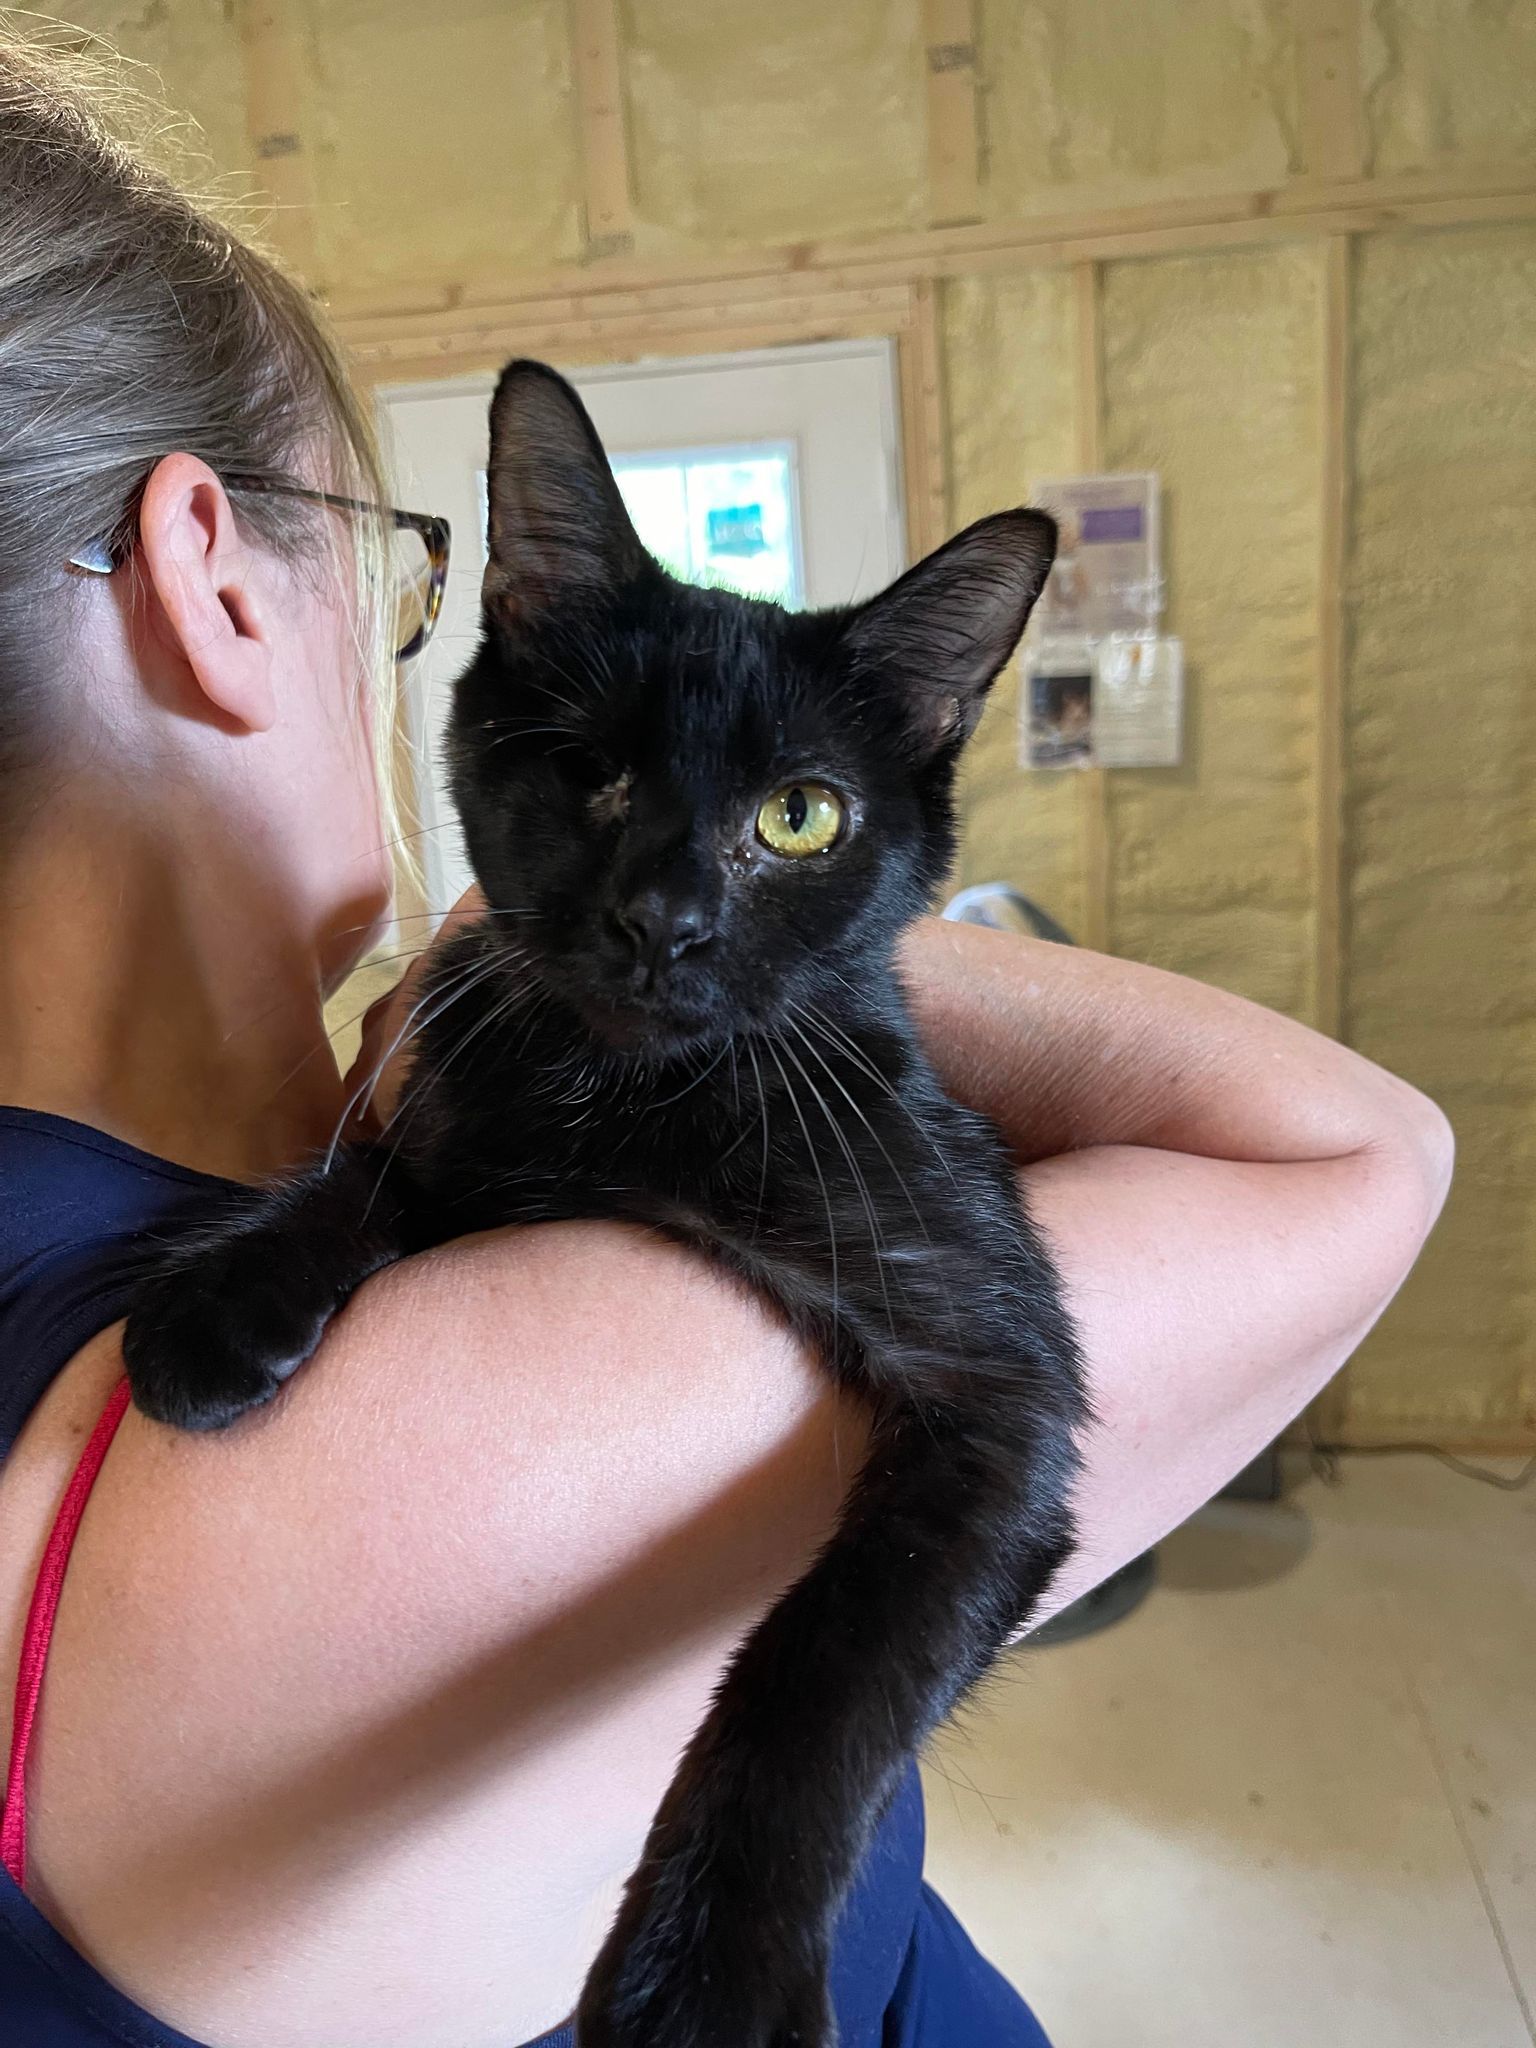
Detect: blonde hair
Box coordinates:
(0, 16, 400, 845)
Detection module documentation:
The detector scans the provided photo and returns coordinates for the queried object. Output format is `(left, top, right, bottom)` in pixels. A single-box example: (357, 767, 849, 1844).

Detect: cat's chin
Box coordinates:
(572, 990, 725, 1061)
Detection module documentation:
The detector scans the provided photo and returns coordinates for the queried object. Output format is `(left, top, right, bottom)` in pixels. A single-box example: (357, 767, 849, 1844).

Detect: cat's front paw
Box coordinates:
(576, 1863, 834, 2048)
(123, 1236, 333, 1432)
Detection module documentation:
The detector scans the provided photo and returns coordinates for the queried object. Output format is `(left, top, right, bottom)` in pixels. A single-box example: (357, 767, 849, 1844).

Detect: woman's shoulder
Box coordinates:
(0, 1220, 867, 2045)
(0, 1106, 237, 1465)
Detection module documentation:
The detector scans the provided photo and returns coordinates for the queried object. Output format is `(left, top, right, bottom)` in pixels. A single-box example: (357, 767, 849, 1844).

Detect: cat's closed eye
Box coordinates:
(529, 736, 616, 793)
(755, 782, 845, 858)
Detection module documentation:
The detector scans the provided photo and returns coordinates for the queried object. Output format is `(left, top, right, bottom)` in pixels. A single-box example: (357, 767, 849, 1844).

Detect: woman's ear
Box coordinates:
(135, 453, 278, 734)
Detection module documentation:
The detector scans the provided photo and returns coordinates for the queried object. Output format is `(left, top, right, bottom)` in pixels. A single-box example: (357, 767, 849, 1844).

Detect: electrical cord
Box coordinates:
(1304, 1422, 1535, 1493)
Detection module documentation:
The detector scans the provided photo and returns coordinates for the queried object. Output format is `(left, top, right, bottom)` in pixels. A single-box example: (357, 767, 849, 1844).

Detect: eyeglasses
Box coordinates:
(66, 476, 452, 664)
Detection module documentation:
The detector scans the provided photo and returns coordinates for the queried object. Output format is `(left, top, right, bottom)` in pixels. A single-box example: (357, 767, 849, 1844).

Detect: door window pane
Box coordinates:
(612, 443, 802, 607)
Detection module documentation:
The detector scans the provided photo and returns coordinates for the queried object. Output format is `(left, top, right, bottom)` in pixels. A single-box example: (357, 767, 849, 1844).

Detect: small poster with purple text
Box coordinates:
(1031, 472, 1162, 638)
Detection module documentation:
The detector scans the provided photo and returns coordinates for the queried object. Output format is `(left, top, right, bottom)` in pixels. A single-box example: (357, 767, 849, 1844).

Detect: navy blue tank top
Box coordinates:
(0, 1105, 1048, 2047)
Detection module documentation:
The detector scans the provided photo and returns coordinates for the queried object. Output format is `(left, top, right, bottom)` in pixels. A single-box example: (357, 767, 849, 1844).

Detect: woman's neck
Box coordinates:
(0, 797, 352, 1182)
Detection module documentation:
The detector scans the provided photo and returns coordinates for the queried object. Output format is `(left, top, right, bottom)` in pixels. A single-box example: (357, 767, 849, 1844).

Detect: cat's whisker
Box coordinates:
(534, 649, 605, 706)
(743, 1036, 773, 1233)
(333, 943, 513, 1168)
(761, 1032, 840, 1327)
(484, 725, 580, 753)
(475, 984, 559, 1114)
(644, 1040, 731, 1113)
(798, 1002, 964, 1195)
(332, 944, 433, 976)
(785, 1011, 964, 1352)
(251, 937, 485, 1107)
(783, 1025, 907, 1241)
(360, 818, 457, 862)
(393, 952, 542, 1128)
(775, 1030, 899, 1340)
(213, 950, 426, 1055)
(533, 694, 593, 730)
(332, 907, 545, 939)
(357, 956, 544, 1220)
(219, 914, 540, 1077)
(786, 1012, 935, 1232)
(255, 970, 427, 1113)
(546, 624, 616, 702)
(710, 1077, 764, 1171)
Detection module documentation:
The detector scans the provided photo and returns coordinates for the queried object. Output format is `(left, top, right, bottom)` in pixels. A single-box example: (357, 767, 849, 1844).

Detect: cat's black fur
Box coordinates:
(123, 361, 1088, 2048)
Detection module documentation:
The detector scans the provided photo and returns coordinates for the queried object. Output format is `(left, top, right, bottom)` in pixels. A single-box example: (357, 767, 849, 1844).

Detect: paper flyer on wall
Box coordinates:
(1031, 472, 1162, 638)
(1093, 634, 1183, 768)
(1021, 634, 1183, 771)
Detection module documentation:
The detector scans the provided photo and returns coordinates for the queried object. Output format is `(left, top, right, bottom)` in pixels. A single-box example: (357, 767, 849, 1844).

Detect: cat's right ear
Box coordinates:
(842, 509, 1057, 755)
(482, 360, 651, 621)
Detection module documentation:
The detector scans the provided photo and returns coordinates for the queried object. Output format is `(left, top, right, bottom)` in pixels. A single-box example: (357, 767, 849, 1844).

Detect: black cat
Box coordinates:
(124, 360, 1087, 2048)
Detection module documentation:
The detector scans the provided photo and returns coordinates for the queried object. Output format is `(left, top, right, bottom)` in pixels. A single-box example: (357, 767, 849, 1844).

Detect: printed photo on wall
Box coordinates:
(1023, 661, 1094, 769)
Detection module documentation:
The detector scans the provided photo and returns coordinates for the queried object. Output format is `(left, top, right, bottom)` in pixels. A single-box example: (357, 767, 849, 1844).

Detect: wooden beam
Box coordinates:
(1296, 0, 1366, 182)
(348, 280, 913, 357)
(923, 0, 982, 227)
(238, 0, 322, 285)
(809, 184, 1536, 286)
(1269, 161, 1536, 210)
(351, 284, 916, 381)
(362, 311, 914, 390)
(329, 165, 1536, 340)
(1073, 260, 1112, 956)
(569, 0, 634, 258)
(897, 280, 950, 560)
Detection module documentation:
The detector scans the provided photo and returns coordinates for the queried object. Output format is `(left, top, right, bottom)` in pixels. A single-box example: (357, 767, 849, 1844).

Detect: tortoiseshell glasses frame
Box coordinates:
(67, 475, 452, 664)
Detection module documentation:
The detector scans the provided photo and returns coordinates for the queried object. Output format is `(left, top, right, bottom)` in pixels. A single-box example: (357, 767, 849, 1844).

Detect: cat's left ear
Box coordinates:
(843, 509, 1057, 752)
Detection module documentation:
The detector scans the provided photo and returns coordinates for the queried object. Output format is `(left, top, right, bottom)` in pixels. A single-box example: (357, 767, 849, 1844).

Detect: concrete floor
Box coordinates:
(922, 1453, 1536, 2048)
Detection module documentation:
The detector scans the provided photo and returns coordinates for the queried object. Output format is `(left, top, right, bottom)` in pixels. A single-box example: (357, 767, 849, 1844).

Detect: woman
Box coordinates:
(0, 32, 1452, 2048)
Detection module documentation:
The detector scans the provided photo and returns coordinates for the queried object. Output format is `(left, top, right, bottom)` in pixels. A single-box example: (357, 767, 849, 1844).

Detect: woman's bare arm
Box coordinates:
(0, 927, 1451, 2045)
(902, 918, 1454, 1606)
(4, 1230, 865, 2048)
(902, 917, 1452, 1175)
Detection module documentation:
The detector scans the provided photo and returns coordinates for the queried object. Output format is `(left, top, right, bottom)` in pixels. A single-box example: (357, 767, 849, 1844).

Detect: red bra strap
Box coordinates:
(2, 1375, 132, 1888)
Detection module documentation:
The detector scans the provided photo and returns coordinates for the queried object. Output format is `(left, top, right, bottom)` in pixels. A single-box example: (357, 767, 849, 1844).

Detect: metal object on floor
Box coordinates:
(1028, 1550, 1158, 1648)
(1222, 1448, 1284, 1502)
(941, 881, 1075, 946)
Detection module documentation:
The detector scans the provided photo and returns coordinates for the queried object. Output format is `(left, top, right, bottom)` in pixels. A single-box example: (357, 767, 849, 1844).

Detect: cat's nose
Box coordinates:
(612, 890, 715, 973)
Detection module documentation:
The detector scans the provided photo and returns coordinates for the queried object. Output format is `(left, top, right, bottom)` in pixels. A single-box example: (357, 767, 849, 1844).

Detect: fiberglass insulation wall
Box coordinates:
(1341, 225, 1536, 1441)
(52, 0, 1536, 1444)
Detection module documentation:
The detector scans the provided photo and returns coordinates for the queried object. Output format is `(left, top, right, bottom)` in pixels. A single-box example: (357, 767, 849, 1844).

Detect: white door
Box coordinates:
(380, 340, 906, 915)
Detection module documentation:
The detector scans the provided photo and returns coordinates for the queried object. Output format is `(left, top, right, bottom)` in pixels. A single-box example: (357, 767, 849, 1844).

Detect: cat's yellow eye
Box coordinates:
(756, 782, 844, 858)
